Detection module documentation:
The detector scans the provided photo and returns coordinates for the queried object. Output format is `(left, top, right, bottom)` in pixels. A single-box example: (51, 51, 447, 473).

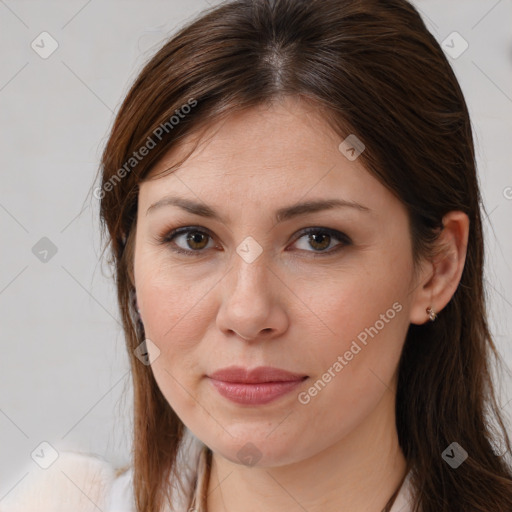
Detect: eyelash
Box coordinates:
(154, 226, 352, 258)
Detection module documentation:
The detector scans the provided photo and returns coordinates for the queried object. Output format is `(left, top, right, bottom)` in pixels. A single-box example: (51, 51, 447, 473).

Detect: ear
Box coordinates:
(409, 211, 469, 325)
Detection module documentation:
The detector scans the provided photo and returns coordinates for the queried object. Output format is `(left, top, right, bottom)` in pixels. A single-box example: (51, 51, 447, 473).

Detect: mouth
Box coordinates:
(207, 366, 308, 405)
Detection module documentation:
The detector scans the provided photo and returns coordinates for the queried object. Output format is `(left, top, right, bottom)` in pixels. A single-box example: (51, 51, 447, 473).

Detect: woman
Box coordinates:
(3, 0, 511, 511)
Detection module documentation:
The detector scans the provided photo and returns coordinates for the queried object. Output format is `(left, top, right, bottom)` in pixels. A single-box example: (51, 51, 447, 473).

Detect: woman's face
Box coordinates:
(134, 97, 423, 466)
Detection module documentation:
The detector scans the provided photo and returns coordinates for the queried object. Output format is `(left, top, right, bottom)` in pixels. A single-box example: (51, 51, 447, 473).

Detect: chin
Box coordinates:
(207, 433, 306, 468)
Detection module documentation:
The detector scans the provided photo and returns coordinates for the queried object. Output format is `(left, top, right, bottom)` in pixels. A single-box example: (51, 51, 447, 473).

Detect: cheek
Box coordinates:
(293, 285, 409, 449)
(136, 271, 209, 419)
(135, 251, 217, 347)
(134, 256, 215, 409)
(296, 254, 412, 401)
(304, 255, 410, 346)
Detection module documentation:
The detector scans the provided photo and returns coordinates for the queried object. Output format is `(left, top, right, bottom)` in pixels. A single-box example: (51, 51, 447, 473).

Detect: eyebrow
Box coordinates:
(146, 196, 371, 223)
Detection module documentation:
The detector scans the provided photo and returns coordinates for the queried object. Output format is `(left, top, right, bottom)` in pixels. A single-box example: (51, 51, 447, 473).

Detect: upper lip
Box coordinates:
(208, 366, 308, 383)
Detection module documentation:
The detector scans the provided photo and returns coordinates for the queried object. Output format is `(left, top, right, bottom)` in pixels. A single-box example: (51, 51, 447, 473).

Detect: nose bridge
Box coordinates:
(228, 248, 272, 306)
(229, 230, 271, 288)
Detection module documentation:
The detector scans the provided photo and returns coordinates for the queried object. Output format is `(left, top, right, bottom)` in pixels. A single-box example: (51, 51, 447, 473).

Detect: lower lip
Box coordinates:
(209, 378, 306, 405)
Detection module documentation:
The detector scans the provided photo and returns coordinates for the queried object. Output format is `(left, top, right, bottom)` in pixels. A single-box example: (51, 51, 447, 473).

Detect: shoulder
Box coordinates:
(0, 450, 127, 512)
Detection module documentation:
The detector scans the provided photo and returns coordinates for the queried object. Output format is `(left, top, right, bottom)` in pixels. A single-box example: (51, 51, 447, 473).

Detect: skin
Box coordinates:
(133, 96, 469, 512)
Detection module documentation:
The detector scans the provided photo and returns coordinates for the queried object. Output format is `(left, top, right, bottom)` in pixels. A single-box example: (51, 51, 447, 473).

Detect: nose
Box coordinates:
(216, 255, 289, 342)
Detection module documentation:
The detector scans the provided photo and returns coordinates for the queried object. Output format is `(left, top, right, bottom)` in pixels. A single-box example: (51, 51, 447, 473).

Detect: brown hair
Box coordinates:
(96, 0, 512, 510)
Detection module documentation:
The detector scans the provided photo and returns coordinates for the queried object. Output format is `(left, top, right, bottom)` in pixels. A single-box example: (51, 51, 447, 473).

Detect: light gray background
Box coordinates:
(1, 0, 511, 499)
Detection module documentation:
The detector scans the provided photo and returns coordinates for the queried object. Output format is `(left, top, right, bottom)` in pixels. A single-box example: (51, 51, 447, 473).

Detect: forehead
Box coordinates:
(138, 98, 394, 217)
(147, 98, 337, 175)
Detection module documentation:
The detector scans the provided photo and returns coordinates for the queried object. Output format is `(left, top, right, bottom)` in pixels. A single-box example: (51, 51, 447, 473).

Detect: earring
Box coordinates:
(426, 306, 437, 322)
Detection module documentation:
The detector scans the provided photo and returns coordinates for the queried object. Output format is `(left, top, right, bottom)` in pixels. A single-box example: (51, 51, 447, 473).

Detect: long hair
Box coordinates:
(96, 0, 512, 510)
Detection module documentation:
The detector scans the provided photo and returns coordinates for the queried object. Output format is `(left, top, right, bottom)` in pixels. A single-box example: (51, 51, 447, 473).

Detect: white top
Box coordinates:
(0, 428, 416, 512)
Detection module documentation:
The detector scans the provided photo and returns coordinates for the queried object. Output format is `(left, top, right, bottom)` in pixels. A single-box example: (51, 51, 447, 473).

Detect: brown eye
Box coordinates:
(292, 228, 352, 256)
(184, 231, 210, 250)
(307, 232, 331, 251)
(158, 227, 215, 255)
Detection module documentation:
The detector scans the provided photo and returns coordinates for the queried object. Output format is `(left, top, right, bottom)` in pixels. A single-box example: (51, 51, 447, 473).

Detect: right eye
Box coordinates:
(156, 226, 217, 256)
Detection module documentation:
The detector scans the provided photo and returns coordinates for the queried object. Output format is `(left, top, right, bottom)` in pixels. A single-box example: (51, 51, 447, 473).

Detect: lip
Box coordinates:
(207, 366, 308, 405)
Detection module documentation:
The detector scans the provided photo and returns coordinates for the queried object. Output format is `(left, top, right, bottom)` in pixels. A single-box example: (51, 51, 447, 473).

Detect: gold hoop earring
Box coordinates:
(426, 306, 437, 322)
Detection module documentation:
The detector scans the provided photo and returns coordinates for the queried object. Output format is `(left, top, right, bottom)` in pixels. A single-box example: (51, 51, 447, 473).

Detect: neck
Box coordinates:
(205, 389, 407, 512)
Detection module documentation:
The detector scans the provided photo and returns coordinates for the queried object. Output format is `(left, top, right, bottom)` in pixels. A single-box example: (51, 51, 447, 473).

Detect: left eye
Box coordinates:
(158, 227, 351, 256)
(292, 227, 351, 254)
